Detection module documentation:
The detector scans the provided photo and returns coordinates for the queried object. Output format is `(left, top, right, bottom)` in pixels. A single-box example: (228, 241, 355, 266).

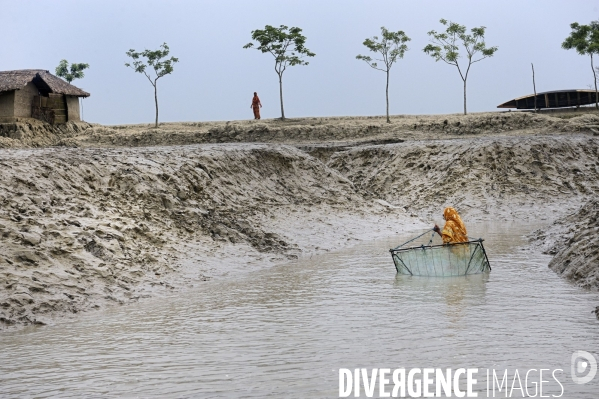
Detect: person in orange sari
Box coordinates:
(250, 92, 262, 119)
(433, 207, 468, 244)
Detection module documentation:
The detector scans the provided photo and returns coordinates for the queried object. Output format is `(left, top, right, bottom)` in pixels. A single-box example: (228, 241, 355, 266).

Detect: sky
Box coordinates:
(2, 0, 599, 124)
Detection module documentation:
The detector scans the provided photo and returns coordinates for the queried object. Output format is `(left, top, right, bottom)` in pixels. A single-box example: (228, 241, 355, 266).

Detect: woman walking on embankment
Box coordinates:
(251, 92, 262, 120)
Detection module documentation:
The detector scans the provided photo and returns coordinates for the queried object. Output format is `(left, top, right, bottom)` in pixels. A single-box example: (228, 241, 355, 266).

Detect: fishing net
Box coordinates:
(390, 230, 491, 276)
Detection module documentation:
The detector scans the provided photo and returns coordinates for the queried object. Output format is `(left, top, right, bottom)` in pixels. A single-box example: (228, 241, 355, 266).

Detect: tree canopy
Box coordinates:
(356, 27, 410, 73)
(125, 42, 178, 82)
(55, 60, 89, 83)
(562, 21, 599, 55)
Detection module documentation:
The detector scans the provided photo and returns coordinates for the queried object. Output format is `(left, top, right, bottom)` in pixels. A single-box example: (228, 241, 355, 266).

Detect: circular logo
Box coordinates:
(571, 351, 597, 385)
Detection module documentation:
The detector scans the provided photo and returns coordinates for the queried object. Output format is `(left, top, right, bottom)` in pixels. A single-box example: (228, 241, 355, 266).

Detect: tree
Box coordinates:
(55, 59, 89, 83)
(562, 21, 599, 110)
(56, 60, 89, 120)
(356, 27, 410, 123)
(244, 25, 315, 120)
(423, 19, 498, 115)
(125, 42, 179, 128)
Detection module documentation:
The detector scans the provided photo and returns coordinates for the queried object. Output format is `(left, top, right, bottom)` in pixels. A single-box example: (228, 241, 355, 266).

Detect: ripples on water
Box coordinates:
(1, 223, 598, 398)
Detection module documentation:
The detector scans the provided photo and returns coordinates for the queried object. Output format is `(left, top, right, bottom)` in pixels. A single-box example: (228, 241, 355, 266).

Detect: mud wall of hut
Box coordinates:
(66, 96, 80, 122)
(0, 91, 15, 121)
(13, 82, 39, 118)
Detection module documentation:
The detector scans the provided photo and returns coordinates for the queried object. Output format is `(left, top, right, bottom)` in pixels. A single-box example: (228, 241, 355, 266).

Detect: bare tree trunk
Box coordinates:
(463, 79, 467, 115)
(154, 83, 159, 128)
(279, 74, 285, 120)
(592, 54, 598, 110)
(385, 70, 390, 123)
(532, 63, 537, 113)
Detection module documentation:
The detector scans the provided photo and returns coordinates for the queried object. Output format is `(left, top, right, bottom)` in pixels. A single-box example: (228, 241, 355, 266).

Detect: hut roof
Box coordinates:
(0, 69, 90, 97)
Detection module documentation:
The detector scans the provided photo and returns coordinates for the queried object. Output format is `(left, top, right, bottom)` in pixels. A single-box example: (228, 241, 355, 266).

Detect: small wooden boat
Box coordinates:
(390, 239, 491, 276)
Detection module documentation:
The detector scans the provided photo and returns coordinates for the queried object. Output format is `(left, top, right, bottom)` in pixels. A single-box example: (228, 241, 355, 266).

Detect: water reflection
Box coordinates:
(395, 273, 490, 328)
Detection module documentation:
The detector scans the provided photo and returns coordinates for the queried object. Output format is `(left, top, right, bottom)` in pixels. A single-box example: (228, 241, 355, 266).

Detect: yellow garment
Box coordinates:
(441, 207, 468, 244)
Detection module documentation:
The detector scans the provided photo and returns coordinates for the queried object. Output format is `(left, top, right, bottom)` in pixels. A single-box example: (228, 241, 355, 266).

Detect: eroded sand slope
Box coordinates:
(0, 144, 417, 328)
(327, 135, 599, 221)
(534, 200, 599, 289)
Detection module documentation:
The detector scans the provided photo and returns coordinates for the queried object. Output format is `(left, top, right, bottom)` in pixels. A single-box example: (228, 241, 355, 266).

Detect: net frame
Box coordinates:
(389, 239, 491, 276)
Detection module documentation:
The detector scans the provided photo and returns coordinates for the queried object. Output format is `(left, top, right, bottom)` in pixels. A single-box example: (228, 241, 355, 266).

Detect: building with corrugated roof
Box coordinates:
(0, 69, 90, 124)
(498, 89, 598, 110)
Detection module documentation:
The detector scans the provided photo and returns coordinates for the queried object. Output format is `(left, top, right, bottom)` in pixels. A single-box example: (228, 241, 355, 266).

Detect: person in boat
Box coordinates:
(433, 207, 468, 244)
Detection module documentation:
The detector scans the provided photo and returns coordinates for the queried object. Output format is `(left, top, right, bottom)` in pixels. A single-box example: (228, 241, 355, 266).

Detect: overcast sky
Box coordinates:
(2, 0, 598, 124)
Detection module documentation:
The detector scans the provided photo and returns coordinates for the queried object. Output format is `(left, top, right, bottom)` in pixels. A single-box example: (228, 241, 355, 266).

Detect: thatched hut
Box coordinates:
(0, 69, 90, 124)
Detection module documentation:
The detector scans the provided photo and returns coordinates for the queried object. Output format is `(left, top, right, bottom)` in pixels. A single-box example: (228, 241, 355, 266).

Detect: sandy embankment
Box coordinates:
(531, 200, 599, 319)
(1, 111, 599, 149)
(1, 111, 599, 328)
(0, 144, 422, 328)
(327, 134, 599, 221)
(532, 200, 599, 287)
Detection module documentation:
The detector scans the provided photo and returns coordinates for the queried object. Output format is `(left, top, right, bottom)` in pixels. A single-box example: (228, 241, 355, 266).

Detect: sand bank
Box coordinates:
(1, 111, 599, 149)
(0, 143, 423, 329)
(533, 200, 599, 288)
(1, 111, 598, 329)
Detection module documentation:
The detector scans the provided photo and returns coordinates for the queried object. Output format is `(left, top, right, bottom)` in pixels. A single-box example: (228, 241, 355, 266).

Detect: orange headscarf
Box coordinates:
(441, 207, 468, 244)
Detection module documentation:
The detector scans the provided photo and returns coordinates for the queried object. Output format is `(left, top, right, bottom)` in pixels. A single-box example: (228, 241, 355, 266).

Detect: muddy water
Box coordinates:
(1, 223, 598, 398)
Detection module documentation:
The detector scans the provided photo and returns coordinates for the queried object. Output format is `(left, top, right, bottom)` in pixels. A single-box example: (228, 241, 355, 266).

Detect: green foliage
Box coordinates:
(356, 27, 410, 72)
(125, 42, 179, 86)
(243, 25, 315, 76)
(561, 21, 599, 55)
(55, 60, 89, 83)
(423, 19, 498, 77)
